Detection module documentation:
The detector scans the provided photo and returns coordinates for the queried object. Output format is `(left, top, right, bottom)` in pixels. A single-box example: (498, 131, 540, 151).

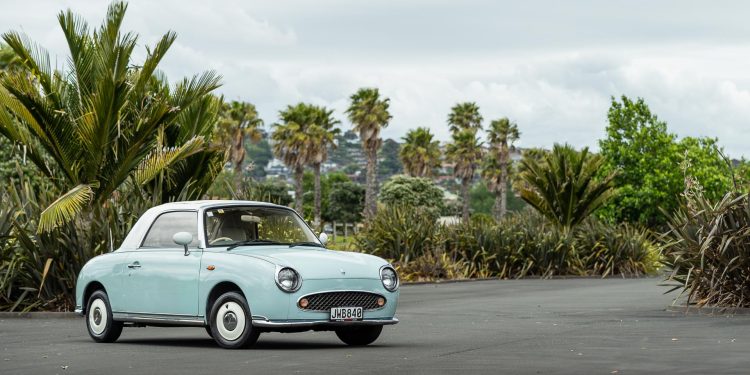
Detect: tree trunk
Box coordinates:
(499, 172, 507, 219)
(364, 145, 378, 221)
(461, 177, 470, 223)
(313, 162, 322, 230)
(294, 165, 304, 213)
(232, 128, 245, 190)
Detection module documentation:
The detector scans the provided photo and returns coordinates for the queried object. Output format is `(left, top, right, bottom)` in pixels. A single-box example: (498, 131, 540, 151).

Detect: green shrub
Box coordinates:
(355, 206, 658, 281)
(355, 205, 438, 262)
(378, 175, 444, 218)
(661, 191, 750, 307)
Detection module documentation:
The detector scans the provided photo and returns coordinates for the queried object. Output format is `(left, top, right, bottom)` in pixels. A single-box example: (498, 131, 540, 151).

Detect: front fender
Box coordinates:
(199, 252, 290, 322)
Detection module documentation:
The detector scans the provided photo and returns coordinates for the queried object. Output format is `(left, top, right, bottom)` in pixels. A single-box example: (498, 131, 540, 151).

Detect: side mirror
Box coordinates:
(173, 232, 193, 256)
(318, 232, 328, 246)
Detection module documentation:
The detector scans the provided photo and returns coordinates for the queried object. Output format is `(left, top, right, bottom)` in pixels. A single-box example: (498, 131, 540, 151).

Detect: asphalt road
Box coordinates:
(2, 278, 750, 374)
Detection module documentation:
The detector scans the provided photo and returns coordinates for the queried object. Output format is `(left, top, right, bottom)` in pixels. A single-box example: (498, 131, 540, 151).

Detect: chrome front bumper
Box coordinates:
(252, 317, 399, 328)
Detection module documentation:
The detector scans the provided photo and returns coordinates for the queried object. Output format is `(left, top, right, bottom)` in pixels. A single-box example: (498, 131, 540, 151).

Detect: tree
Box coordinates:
(245, 136, 273, 178)
(518, 144, 618, 231)
(215, 101, 263, 185)
(447, 102, 483, 133)
(0, 2, 221, 232)
(399, 127, 441, 178)
(378, 138, 402, 180)
(306, 107, 340, 228)
(379, 175, 444, 218)
(272, 103, 315, 212)
(446, 129, 483, 222)
(677, 137, 732, 202)
(599, 96, 682, 226)
(484, 117, 520, 219)
(346, 88, 392, 220)
(326, 181, 365, 223)
(303, 171, 350, 220)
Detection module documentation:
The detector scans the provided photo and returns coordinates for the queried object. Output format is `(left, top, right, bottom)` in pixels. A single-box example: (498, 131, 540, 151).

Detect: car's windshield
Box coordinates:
(204, 206, 320, 247)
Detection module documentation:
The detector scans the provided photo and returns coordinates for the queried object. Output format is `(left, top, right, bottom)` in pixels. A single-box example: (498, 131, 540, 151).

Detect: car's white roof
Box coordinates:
(154, 200, 288, 211)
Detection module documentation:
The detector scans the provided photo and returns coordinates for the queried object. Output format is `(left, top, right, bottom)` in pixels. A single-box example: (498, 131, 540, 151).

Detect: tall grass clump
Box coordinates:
(661, 191, 750, 308)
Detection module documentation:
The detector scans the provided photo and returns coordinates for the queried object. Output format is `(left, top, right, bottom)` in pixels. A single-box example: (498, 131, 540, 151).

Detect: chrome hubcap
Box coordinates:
(93, 308, 102, 325)
(88, 298, 108, 335)
(223, 312, 238, 331)
(216, 301, 246, 341)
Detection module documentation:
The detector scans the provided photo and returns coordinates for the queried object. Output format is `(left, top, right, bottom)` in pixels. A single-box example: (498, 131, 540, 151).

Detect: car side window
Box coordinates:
(141, 211, 199, 248)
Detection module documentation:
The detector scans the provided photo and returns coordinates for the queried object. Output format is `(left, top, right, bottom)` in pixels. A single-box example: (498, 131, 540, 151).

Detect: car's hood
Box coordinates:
(230, 246, 387, 279)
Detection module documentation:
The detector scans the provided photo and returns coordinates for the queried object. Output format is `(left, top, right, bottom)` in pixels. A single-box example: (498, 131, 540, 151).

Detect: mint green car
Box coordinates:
(75, 200, 399, 349)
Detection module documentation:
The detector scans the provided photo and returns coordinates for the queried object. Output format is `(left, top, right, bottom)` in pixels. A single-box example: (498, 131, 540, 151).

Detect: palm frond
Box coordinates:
(38, 184, 94, 233)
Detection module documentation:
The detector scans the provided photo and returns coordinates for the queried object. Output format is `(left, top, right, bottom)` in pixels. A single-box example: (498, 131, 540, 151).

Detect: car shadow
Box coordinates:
(114, 337, 402, 350)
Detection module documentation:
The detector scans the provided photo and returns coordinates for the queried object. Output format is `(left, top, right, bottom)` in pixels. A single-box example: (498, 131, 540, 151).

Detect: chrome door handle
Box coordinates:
(127, 261, 141, 269)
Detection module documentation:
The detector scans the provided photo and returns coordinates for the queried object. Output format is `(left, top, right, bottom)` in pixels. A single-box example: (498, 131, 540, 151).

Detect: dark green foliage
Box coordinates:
(379, 175, 445, 217)
(378, 138, 402, 180)
(326, 181, 365, 223)
(302, 171, 350, 221)
(661, 191, 750, 308)
(245, 138, 273, 178)
(470, 181, 525, 215)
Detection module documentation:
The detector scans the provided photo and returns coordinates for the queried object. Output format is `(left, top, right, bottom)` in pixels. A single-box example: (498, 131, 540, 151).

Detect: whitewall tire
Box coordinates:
(209, 292, 259, 349)
(85, 290, 123, 343)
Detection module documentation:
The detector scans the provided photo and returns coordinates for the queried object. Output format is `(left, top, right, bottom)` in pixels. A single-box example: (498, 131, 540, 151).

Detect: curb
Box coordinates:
(403, 275, 655, 286)
(666, 305, 750, 316)
(0, 312, 80, 319)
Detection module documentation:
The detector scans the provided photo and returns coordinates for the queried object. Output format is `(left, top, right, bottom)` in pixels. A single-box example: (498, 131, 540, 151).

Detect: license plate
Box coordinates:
(330, 306, 363, 321)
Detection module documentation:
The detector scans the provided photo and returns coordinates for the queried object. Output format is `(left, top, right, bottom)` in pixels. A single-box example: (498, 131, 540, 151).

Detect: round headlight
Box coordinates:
(380, 266, 399, 292)
(276, 267, 301, 292)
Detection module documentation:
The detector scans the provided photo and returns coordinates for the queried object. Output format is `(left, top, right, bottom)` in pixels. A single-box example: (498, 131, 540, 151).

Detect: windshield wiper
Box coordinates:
(227, 239, 284, 251)
(288, 241, 325, 248)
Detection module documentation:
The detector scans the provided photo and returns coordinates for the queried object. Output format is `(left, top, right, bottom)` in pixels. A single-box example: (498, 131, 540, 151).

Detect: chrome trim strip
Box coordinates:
(74, 308, 83, 316)
(113, 312, 205, 326)
(252, 317, 399, 328)
(296, 290, 387, 312)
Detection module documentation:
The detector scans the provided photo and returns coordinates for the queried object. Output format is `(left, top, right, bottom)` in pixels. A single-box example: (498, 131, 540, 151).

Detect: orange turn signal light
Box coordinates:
(206, 265, 215, 271)
(299, 298, 309, 308)
(377, 297, 385, 307)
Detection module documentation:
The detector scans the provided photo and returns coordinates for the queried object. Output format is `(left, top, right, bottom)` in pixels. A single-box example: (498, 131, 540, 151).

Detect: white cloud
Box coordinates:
(1, 0, 749, 157)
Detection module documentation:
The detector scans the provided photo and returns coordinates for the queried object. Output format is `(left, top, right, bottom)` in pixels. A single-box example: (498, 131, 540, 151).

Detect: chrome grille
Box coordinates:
(300, 291, 384, 311)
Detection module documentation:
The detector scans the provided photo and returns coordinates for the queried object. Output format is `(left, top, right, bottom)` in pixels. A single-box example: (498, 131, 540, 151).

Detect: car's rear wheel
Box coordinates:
(209, 292, 259, 349)
(335, 325, 383, 346)
(86, 290, 123, 343)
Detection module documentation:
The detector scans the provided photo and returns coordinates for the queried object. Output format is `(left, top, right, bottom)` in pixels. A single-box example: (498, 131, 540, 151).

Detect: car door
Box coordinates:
(123, 210, 202, 316)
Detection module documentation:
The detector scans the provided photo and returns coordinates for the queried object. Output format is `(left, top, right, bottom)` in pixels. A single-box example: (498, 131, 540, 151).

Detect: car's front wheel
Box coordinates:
(85, 290, 123, 343)
(335, 325, 383, 346)
(209, 292, 260, 349)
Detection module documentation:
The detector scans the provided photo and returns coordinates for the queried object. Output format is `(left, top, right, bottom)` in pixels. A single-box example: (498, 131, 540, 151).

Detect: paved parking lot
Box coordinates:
(2, 278, 749, 374)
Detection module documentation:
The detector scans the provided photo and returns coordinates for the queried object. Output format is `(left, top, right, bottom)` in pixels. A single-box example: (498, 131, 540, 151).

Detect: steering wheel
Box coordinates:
(209, 237, 233, 245)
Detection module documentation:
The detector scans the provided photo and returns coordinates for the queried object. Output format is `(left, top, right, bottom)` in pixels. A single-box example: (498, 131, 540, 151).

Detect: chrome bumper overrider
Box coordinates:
(252, 317, 399, 328)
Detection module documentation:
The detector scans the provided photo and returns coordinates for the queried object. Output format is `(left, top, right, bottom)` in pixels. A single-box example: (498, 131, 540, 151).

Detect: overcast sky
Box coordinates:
(2, 0, 749, 157)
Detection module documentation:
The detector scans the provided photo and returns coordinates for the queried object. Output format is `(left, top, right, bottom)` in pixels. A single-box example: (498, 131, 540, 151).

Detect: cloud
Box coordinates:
(1, 0, 749, 157)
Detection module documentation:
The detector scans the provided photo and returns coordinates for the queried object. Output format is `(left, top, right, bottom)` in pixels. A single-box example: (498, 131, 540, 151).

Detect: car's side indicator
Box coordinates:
(207, 265, 215, 271)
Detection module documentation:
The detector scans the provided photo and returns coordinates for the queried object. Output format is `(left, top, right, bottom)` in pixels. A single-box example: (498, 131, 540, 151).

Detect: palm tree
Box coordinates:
(307, 107, 340, 229)
(446, 129, 483, 222)
(517, 144, 618, 231)
(400, 127, 442, 178)
(345, 88, 392, 220)
(0, 2, 221, 232)
(485, 117, 520, 219)
(447, 102, 483, 133)
(272, 103, 315, 212)
(217, 101, 263, 186)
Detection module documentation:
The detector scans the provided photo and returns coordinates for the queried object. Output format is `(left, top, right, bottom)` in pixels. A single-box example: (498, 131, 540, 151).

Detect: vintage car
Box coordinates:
(75, 200, 399, 349)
